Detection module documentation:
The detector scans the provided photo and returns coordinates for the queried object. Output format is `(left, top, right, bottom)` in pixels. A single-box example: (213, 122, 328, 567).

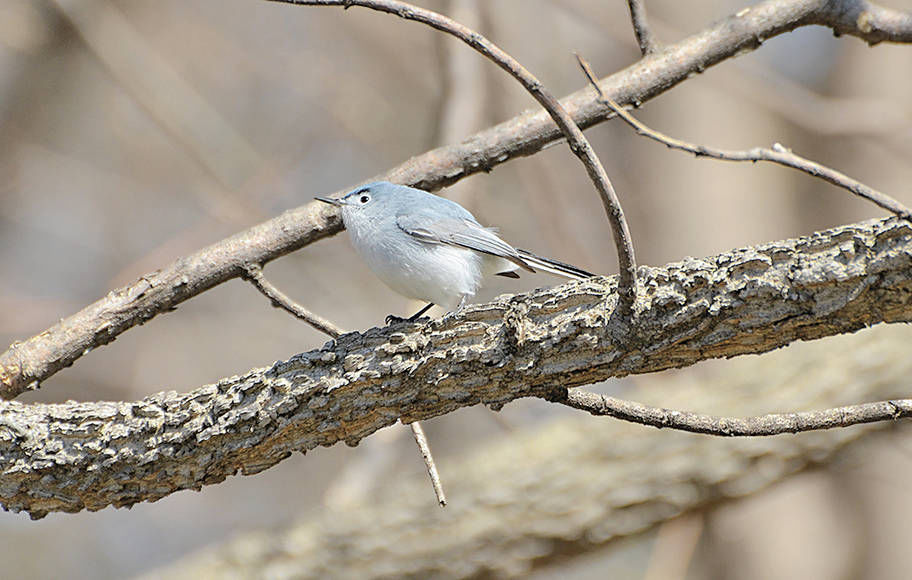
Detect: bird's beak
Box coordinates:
(315, 196, 343, 207)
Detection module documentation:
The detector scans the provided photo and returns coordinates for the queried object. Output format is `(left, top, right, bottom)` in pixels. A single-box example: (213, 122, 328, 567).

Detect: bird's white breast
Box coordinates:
(346, 216, 486, 310)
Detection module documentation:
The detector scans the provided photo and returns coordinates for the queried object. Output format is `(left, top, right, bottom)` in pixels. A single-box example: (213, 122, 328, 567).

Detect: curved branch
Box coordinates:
(2, 0, 910, 399)
(269, 0, 638, 312)
(2, 217, 911, 518)
(557, 391, 912, 435)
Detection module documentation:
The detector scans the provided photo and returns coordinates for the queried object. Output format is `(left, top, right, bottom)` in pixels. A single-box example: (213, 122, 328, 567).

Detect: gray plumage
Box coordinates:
(316, 182, 593, 313)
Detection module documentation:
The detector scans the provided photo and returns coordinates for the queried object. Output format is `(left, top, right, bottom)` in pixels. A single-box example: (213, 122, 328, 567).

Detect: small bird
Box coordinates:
(316, 181, 593, 320)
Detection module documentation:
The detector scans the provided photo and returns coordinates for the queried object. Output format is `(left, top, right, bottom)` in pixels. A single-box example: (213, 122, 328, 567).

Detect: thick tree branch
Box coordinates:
(1, 0, 910, 398)
(147, 322, 912, 579)
(1, 217, 911, 518)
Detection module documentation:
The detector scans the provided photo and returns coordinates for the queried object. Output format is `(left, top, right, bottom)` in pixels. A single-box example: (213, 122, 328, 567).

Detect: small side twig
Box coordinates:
(243, 263, 447, 506)
(576, 55, 912, 222)
(554, 389, 912, 436)
(625, 0, 660, 55)
(408, 422, 447, 506)
(243, 264, 345, 338)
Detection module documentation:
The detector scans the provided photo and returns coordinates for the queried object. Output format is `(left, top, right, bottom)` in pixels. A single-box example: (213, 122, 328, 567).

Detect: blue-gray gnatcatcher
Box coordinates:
(316, 181, 593, 320)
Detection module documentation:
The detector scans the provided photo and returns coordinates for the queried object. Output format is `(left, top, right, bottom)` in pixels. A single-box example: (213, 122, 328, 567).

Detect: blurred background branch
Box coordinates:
(51, 0, 271, 222)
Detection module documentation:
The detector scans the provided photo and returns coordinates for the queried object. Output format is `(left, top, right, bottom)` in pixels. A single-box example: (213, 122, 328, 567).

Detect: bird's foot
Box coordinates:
(386, 303, 436, 325)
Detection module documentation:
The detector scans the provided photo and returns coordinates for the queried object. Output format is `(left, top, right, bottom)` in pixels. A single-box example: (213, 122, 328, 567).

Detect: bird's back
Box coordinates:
(386, 186, 479, 224)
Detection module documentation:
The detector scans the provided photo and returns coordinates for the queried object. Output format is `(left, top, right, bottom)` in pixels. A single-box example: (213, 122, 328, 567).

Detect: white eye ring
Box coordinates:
(359, 194, 371, 204)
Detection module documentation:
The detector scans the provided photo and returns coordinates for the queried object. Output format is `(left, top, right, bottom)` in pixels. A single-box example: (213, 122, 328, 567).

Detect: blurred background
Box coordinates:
(0, 0, 910, 578)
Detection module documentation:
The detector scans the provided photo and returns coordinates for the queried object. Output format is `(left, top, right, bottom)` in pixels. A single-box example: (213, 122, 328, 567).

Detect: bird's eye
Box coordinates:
(359, 194, 371, 204)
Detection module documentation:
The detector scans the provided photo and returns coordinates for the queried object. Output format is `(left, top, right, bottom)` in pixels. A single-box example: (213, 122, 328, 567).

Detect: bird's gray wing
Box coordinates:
(396, 214, 535, 273)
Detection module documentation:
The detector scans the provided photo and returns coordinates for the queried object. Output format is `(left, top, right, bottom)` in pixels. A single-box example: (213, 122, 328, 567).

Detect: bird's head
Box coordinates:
(315, 181, 405, 227)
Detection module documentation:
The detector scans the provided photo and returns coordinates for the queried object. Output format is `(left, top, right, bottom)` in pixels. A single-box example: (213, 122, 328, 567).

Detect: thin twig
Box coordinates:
(267, 0, 638, 315)
(625, 0, 660, 55)
(576, 54, 912, 222)
(242, 264, 345, 338)
(554, 389, 912, 436)
(409, 422, 447, 506)
(243, 263, 447, 506)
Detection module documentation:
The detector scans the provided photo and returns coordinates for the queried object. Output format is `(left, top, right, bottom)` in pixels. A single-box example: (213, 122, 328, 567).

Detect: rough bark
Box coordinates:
(146, 322, 912, 579)
(1, 217, 910, 519)
(4, 0, 911, 398)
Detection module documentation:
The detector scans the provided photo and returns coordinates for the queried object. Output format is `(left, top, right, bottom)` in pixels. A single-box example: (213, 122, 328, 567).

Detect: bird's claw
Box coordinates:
(386, 314, 427, 325)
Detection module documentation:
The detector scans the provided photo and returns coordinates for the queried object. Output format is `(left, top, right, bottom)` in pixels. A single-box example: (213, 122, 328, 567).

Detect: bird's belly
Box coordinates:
(359, 241, 483, 310)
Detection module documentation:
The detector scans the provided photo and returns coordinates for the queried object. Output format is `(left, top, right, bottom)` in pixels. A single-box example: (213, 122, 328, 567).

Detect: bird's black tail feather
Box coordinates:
(513, 249, 594, 280)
